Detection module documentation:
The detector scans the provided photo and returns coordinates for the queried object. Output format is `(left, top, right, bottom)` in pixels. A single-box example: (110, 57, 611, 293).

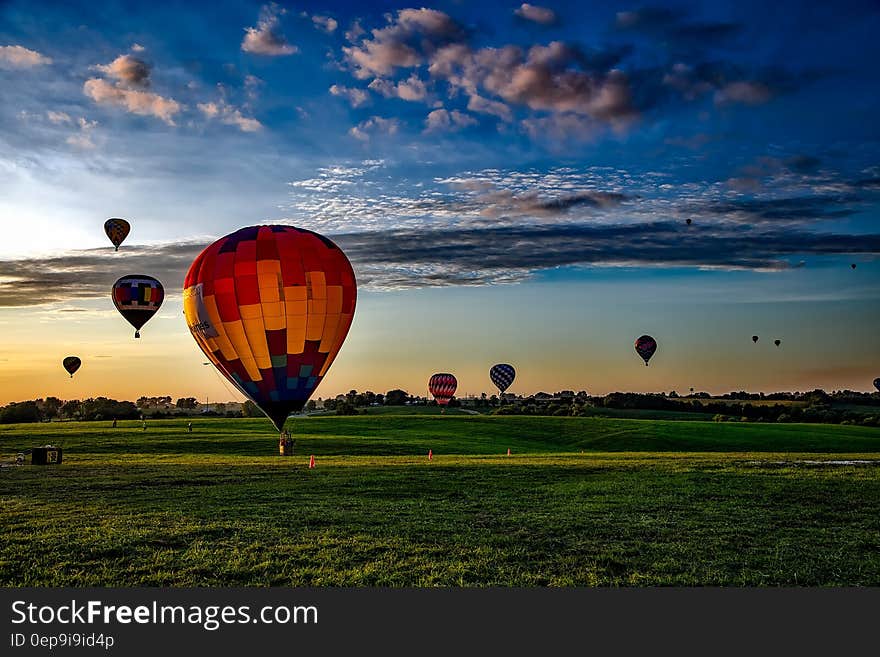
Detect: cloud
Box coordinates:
(514, 4, 558, 25)
(46, 111, 72, 125)
(83, 78, 181, 125)
(131, 43, 146, 53)
(242, 3, 298, 56)
(0, 45, 52, 69)
(4, 222, 876, 301)
(614, 7, 742, 52)
(65, 117, 98, 149)
(714, 80, 773, 106)
(424, 108, 477, 132)
(703, 195, 858, 224)
(429, 41, 638, 127)
(368, 74, 428, 102)
(312, 15, 338, 33)
(197, 100, 262, 132)
(93, 54, 151, 87)
(330, 84, 370, 107)
(345, 20, 365, 43)
(349, 116, 400, 140)
(342, 8, 466, 79)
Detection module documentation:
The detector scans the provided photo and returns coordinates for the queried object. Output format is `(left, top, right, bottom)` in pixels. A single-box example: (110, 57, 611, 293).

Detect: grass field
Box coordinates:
(1, 415, 879, 586)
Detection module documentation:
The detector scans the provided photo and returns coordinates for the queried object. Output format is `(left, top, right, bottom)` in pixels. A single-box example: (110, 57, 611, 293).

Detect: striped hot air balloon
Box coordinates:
(429, 373, 457, 410)
(183, 225, 357, 433)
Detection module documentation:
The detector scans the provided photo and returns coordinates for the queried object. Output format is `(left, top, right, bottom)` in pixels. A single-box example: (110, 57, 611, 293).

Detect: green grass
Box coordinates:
(1, 416, 879, 586)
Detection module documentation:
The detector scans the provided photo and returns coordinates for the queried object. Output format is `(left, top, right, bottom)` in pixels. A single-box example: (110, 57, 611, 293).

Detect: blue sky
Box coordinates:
(0, 0, 879, 402)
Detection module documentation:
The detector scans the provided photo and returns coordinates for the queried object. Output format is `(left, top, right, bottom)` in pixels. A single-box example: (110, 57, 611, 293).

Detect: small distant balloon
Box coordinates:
(634, 335, 657, 366)
(489, 364, 516, 394)
(104, 218, 130, 251)
(112, 274, 164, 338)
(685, 218, 692, 226)
(851, 263, 857, 269)
(774, 339, 781, 347)
(752, 335, 759, 343)
(62, 356, 81, 378)
(429, 373, 457, 408)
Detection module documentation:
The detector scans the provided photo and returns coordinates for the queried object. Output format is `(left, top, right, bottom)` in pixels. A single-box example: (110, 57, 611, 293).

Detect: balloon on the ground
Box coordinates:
(112, 275, 164, 338)
(183, 225, 357, 433)
(62, 356, 81, 378)
(104, 218, 130, 251)
(489, 364, 515, 394)
(634, 335, 657, 366)
(429, 373, 457, 406)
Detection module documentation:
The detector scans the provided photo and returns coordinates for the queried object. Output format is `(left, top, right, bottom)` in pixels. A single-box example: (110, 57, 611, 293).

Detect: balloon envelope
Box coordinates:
(489, 364, 515, 394)
(183, 225, 356, 432)
(774, 339, 781, 347)
(62, 356, 81, 378)
(104, 218, 130, 251)
(634, 335, 657, 365)
(112, 275, 164, 338)
(752, 335, 759, 343)
(429, 373, 457, 406)
(874, 378, 880, 393)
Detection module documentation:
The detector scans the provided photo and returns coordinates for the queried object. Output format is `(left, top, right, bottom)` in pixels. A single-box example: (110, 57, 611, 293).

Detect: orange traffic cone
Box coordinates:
(507, 448, 511, 456)
(309, 454, 315, 469)
(428, 449, 433, 461)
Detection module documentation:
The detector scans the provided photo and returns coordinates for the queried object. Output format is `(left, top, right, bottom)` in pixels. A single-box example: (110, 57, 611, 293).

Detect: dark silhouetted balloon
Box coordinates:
(874, 378, 880, 393)
(752, 335, 759, 343)
(104, 218, 130, 251)
(774, 339, 781, 347)
(851, 263, 857, 269)
(112, 275, 164, 338)
(634, 335, 657, 366)
(685, 218, 692, 225)
(62, 356, 81, 378)
(183, 225, 357, 433)
(489, 364, 515, 394)
(429, 373, 457, 407)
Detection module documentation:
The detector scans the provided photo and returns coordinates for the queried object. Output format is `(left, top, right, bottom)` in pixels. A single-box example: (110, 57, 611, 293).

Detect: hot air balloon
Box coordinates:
(489, 364, 515, 394)
(183, 225, 356, 434)
(62, 356, 81, 378)
(104, 218, 130, 251)
(774, 339, 781, 347)
(874, 378, 880, 393)
(752, 335, 759, 343)
(429, 373, 457, 411)
(851, 263, 857, 270)
(634, 335, 657, 366)
(685, 218, 692, 226)
(112, 275, 164, 338)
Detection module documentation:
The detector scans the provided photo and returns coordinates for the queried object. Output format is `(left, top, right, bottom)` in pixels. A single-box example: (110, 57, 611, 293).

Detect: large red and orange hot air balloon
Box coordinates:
(429, 373, 457, 412)
(183, 225, 356, 433)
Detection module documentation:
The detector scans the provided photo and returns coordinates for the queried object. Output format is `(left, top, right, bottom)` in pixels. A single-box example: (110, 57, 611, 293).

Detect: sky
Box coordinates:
(1, 0, 879, 404)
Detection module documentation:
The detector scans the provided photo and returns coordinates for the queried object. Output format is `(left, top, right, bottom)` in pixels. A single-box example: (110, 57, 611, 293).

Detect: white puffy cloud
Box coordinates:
(242, 4, 298, 55)
(0, 45, 52, 69)
(83, 78, 182, 125)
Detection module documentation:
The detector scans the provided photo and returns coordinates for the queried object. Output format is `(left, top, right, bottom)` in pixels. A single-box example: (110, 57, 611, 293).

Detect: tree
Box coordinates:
(60, 399, 82, 419)
(0, 401, 42, 424)
(176, 397, 198, 409)
(384, 389, 408, 406)
(241, 401, 260, 417)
